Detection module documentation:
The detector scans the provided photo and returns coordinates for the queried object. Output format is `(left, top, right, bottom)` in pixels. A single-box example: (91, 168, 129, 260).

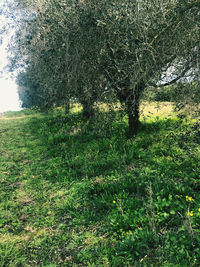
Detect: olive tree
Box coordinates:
(10, 0, 200, 135)
(89, 0, 200, 135)
(10, 0, 105, 116)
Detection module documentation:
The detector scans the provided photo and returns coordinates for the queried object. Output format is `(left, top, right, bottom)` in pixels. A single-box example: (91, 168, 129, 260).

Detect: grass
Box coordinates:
(0, 102, 199, 266)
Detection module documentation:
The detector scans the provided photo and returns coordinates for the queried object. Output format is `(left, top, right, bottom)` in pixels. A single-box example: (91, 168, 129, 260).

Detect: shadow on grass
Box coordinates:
(2, 109, 199, 266)
(21, 111, 199, 207)
(23, 110, 199, 184)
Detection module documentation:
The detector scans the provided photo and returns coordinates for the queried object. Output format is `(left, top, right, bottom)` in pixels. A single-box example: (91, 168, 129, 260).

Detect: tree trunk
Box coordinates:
(82, 102, 95, 119)
(126, 99, 140, 137)
(64, 101, 70, 115)
(114, 79, 145, 137)
(124, 82, 145, 137)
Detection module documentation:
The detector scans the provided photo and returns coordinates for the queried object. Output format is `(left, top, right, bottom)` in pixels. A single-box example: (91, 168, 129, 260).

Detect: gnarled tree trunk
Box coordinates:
(126, 99, 140, 137)
(115, 80, 144, 137)
(82, 101, 95, 119)
(64, 100, 70, 115)
(126, 83, 145, 137)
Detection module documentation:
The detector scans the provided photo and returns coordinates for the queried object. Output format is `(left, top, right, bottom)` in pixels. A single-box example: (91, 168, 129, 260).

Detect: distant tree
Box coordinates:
(12, 0, 104, 115)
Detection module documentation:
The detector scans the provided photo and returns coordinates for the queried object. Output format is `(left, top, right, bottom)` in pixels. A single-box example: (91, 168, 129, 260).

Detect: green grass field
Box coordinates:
(0, 103, 199, 266)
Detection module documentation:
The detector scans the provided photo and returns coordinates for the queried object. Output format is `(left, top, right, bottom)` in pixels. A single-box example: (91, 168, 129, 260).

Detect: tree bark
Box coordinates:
(64, 101, 70, 115)
(115, 78, 145, 137)
(82, 102, 95, 119)
(125, 83, 144, 137)
(126, 99, 140, 137)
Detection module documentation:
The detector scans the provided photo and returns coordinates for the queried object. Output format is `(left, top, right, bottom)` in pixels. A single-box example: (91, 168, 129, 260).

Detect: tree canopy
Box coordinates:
(9, 0, 200, 135)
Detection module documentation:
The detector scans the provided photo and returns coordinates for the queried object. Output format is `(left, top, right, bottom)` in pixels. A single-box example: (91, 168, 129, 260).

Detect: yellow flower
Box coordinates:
(113, 200, 116, 204)
(186, 196, 193, 201)
(198, 208, 200, 212)
(187, 211, 193, 217)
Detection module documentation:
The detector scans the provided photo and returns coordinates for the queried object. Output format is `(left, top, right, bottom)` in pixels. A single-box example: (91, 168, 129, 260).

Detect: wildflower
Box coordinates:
(186, 196, 188, 199)
(187, 211, 193, 217)
(113, 200, 116, 204)
(188, 197, 192, 201)
(198, 208, 200, 212)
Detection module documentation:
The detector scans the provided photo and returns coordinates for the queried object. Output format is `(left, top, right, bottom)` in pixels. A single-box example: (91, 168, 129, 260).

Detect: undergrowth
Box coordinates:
(0, 103, 199, 266)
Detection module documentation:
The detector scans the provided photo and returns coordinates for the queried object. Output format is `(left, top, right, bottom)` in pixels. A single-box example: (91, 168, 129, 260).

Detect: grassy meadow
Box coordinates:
(0, 102, 199, 266)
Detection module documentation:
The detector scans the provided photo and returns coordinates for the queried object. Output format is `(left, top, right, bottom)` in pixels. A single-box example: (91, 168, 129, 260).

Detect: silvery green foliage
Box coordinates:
(10, 0, 200, 135)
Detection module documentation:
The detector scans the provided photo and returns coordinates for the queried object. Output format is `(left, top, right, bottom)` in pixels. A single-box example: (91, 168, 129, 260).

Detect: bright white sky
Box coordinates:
(0, 0, 21, 113)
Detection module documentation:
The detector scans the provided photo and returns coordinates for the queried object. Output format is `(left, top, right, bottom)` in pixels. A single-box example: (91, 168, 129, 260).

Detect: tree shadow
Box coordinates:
(23, 110, 190, 184)
(15, 110, 199, 264)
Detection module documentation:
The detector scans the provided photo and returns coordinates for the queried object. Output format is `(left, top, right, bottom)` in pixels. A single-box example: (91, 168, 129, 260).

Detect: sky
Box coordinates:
(0, 0, 21, 113)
